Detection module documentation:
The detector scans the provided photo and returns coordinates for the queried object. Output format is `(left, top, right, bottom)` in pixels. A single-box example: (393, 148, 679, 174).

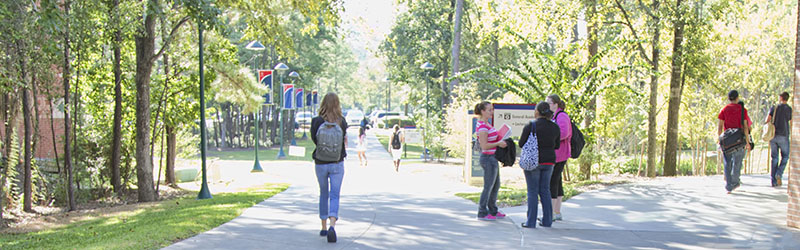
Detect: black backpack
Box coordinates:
(556, 111, 585, 159)
(391, 131, 402, 149)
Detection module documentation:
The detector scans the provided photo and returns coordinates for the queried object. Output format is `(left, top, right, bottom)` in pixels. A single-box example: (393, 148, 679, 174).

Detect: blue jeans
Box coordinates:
(723, 147, 745, 191)
(524, 165, 553, 227)
(770, 135, 790, 185)
(477, 154, 500, 217)
(315, 161, 345, 220)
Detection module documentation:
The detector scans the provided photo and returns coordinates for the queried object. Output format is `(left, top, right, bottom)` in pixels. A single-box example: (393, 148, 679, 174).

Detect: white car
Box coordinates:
(376, 112, 404, 128)
(345, 109, 365, 127)
(295, 111, 313, 126)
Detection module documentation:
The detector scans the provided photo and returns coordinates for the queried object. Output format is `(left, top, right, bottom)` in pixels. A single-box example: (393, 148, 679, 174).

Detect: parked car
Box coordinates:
(367, 110, 386, 125)
(375, 112, 403, 128)
(295, 111, 313, 126)
(345, 109, 365, 127)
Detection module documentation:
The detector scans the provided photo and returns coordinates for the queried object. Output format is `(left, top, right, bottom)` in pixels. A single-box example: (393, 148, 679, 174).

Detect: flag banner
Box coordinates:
(283, 84, 294, 109)
(258, 70, 273, 104)
(312, 90, 319, 105)
(295, 88, 304, 109)
(306, 92, 312, 106)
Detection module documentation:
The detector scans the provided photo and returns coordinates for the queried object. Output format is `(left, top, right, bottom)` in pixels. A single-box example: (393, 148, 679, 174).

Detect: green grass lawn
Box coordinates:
(376, 135, 424, 160)
(0, 184, 288, 250)
(455, 180, 628, 207)
(205, 133, 314, 161)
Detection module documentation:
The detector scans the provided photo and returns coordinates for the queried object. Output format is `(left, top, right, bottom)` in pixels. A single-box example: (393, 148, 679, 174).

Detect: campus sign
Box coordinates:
(491, 103, 537, 138)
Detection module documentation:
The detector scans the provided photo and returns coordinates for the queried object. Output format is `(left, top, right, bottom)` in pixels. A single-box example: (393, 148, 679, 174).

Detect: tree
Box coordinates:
(612, 0, 661, 177)
(450, 0, 464, 99)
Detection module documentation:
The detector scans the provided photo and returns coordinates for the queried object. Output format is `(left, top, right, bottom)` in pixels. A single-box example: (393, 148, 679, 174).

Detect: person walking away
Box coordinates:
(357, 126, 368, 167)
(717, 90, 752, 194)
(766, 92, 792, 187)
(474, 101, 508, 221)
(547, 94, 571, 222)
(310, 93, 348, 243)
(518, 101, 560, 228)
(389, 125, 404, 172)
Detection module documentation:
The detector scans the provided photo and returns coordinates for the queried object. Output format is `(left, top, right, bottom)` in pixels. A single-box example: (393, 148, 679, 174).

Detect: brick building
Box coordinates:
(0, 93, 65, 160)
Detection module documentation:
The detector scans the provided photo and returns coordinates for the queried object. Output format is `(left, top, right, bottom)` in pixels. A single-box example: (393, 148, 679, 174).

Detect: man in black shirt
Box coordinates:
(766, 92, 792, 187)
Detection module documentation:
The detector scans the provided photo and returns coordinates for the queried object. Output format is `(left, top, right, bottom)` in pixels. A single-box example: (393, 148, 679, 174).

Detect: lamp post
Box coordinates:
(420, 62, 434, 161)
(385, 77, 391, 111)
(197, 23, 212, 199)
(246, 41, 265, 172)
(289, 71, 300, 146)
(275, 63, 290, 159)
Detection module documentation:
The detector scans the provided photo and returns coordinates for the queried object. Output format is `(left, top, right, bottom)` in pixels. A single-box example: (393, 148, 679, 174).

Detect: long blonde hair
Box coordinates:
(318, 93, 343, 123)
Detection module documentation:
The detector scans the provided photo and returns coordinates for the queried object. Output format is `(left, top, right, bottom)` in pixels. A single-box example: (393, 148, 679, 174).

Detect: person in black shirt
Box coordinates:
(518, 101, 560, 228)
(310, 93, 348, 243)
(766, 92, 792, 187)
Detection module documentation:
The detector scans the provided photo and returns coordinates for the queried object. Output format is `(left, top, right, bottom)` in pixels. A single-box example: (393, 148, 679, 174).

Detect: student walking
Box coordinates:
(765, 92, 792, 187)
(474, 101, 508, 221)
(310, 93, 348, 243)
(547, 94, 571, 222)
(717, 90, 752, 194)
(518, 102, 561, 228)
(357, 127, 368, 167)
(389, 125, 404, 172)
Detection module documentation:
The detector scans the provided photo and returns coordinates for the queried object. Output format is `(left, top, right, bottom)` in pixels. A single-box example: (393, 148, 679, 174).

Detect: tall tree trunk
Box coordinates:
(449, 0, 463, 102)
(580, 0, 599, 180)
(21, 52, 33, 213)
(110, 0, 123, 194)
(788, 0, 800, 229)
(134, 7, 157, 202)
(646, 1, 661, 178)
(663, 0, 685, 177)
(64, 0, 76, 211)
(165, 125, 177, 187)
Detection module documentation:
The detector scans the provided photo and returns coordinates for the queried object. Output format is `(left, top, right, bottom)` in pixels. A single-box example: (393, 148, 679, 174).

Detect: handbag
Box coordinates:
(761, 105, 777, 142)
(519, 121, 540, 171)
(719, 103, 751, 153)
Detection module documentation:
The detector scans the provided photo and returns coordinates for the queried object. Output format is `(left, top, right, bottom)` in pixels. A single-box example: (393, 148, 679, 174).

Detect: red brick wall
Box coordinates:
(0, 95, 65, 159)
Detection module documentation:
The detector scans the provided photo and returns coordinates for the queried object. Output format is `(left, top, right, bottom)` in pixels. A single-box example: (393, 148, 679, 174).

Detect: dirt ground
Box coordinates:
(0, 185, 191, 234)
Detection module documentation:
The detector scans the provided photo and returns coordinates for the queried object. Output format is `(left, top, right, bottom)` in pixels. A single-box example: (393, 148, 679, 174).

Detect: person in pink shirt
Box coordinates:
(546, 94, 570, 222)
(474, 101, 508, 221)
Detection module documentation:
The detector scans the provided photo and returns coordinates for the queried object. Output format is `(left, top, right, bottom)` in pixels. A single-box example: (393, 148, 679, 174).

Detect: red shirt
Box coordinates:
(718, 103, 753, 130)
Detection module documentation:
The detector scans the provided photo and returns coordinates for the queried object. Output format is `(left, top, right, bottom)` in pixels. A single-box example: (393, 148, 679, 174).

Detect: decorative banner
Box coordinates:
(295, 88, 304, 109)
(306, 92, 312, 106)
(283, 84, 294, 109)
(312, 90, 319, 105)
(258, 70, 273, 104)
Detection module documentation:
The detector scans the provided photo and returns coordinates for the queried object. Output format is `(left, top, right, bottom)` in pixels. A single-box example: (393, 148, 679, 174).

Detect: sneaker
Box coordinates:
(327, 226, 337, 243)
(320, 230, 328, 236)
(478, 214, 497, 221)
(495, 212, 506, 219)
(553, 213, 562, 221)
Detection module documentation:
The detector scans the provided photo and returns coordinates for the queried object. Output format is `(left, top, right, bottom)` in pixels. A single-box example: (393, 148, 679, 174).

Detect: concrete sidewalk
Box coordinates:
(166, 132, 800, 249)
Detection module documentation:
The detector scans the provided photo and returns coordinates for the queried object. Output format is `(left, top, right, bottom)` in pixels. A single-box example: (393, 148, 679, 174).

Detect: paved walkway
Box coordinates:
(166, 130, 800, 249)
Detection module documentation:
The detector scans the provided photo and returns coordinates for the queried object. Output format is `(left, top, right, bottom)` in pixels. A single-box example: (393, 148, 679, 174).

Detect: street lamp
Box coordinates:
(246, 41, 265, 172)
(289, 71, 300, 145)
(420, 62, 434, 161)
(197, 23, 212, 199)
(385, 77, 391, 111)
(275, 62, 290, 159)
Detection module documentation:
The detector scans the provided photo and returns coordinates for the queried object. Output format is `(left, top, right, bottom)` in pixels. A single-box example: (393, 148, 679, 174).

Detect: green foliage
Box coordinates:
(0, 184, 288, 250)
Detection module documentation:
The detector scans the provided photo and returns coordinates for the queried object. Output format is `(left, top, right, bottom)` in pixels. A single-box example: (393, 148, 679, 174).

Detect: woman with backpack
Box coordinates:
(310, 93, 348, 243)
(518, 101, 560, 228)
(474, 101, 508, 221)
(357, 126, 368, 167)
(389, 124, 404, 172)
(547, 94, 571, 222)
